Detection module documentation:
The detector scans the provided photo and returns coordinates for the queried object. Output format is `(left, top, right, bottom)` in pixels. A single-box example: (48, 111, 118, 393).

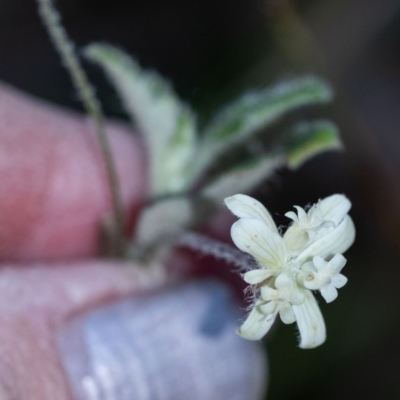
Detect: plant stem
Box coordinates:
(37, 0, 126, 256)
(176, 231, 254, 271)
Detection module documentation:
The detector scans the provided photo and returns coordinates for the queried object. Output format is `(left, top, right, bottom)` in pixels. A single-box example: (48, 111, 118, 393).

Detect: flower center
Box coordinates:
(284, 259, 301, 274)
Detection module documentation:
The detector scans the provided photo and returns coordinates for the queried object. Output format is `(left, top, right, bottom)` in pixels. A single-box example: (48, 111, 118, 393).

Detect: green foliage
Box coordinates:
(86, 43, 342, 250)
(86, 43, 338, 195)
(188, 77, 333, 181)
(200, 77, 332, 152)
(201, 155, 284, 203)
(285, 120, 342, 168)
(85, 44, 197, 196)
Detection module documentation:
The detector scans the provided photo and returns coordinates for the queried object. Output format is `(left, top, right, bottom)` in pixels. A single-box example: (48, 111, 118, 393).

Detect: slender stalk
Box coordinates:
(37, 0, 126, 256)
(176, 231, 254, 272)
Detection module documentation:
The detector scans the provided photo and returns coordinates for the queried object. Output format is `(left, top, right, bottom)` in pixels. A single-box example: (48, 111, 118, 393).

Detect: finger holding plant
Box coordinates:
(36, 0, 353, 353)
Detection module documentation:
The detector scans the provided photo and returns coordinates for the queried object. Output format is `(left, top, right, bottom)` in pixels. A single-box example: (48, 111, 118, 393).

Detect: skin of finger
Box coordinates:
(0, 83, 147, 261)
(0, 261, 161, 400)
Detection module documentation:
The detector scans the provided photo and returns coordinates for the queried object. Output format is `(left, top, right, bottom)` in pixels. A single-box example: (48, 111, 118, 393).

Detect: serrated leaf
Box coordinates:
(201, 155, 285, 203)
(192, 77, 333, 179)
(285, 120, 342, 168)
(85, 43, 197, 195)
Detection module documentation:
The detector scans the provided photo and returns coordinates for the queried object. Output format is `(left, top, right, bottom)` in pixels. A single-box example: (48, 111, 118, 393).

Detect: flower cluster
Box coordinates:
(224, 194, 355, 349)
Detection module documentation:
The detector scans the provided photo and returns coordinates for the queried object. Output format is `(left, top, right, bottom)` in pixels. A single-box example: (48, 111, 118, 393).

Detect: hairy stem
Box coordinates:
(37, 0, 126, 256)
(176, 231, 254, 272)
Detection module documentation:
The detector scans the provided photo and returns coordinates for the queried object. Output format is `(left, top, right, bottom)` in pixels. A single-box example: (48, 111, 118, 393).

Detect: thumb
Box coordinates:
(59, 279, 268, 400)
(0, 262, 267, 400)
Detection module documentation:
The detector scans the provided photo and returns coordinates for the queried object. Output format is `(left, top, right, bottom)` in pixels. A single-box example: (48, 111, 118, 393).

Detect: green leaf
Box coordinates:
(134, 197, 194, 246)
(201, 155, 285, 203)
(285, 120, 342, 168)
(201, 119, 341, 202)
(192, 77, 333, 179)
(85, 43, 197, 195)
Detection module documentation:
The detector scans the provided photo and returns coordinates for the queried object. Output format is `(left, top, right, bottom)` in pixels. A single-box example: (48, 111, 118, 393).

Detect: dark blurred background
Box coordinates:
(2, 0, 400, 398)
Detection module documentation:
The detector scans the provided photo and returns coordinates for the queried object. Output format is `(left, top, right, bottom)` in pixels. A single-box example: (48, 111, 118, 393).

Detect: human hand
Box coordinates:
(0, 83, 267, 400)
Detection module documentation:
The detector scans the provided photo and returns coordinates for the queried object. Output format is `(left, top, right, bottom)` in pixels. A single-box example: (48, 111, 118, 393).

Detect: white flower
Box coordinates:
(224, 193, 355, 349)
(283, 194, 351, 252)
(260, 273, 304, 324)
(302, 254, 348, 303)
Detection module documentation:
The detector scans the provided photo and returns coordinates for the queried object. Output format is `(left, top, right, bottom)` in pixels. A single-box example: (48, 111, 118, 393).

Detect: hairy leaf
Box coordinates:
(201, 155, 285, 203)
(285, 120, 342, 168)
(192, 77, 333, 179)
(85, 43, 196, 195)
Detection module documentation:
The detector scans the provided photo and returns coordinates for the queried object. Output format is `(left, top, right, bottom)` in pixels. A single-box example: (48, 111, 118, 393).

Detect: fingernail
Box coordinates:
(58, 280, 267, 400)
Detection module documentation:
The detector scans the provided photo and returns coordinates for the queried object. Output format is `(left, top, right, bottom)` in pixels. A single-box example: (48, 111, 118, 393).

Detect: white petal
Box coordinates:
(243, 269, 274, 285)
(294, 206, 307, 221)
(331, 274, 348, 289)
(237, 299, 278, 340)
(329, 253, 347, 273)
(224, 194, 278, 232)
(320, 221, 335, 229)
(274, 273, 292, 289)
(308, 205, 322, 225)
(312, 255, 326, 271)
(321, 285, 338, 303)
(333, 216, 356, 254)
(297, 215, 355, 261)
(292, 290, 326, 349)
(273, 274, 305, 304)
(279, 304, 296, 324)
(302, 274, 322, 290)
(260, 286, 279, 301)
(231, 218, 286, 270)
(284, 211, 298, 222)
(319, 194, 351, 226)
(288, 285, 306, 305)
(301, 261, 316, 273)
(260, 301, 277, 315)
(306, 229, 318, 241)
(283, 226, 309, 251)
